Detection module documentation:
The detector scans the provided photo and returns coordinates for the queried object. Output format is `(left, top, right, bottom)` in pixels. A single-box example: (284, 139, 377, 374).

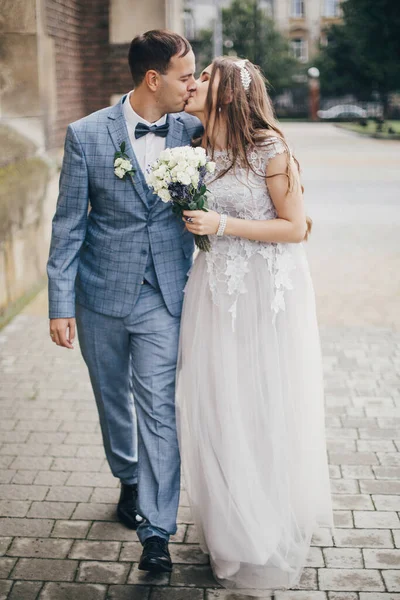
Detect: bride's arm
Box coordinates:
(183, 153, 307, 244)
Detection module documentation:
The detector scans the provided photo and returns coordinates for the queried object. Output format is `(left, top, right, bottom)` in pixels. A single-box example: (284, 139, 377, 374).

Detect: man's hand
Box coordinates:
(49, 318, 76, 349)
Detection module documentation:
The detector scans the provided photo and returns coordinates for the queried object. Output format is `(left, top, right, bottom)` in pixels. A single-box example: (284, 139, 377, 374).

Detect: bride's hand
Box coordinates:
(183, 210, 221, 236)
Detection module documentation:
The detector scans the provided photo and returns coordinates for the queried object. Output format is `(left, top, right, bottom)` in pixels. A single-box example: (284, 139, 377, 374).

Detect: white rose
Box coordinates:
(159, 149, 172, 162)
(120, 159, 132, 171)
(114, 157, 124, 167)
(158, 189, 171, 202)
(206, 161, 216, 173)
(177, 171, 191, 186)
(114, 167, 125, 179)
(191, 174, 200, 187)
(154, 165, 167, 178)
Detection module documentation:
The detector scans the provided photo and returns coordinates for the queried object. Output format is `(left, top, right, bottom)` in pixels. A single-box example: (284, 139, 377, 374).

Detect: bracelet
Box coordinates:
(216, 213, 228, 237)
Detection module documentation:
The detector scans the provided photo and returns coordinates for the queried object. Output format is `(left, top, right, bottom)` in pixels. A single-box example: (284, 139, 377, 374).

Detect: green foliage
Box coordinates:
(194, 0, 299, 96)
(315, 0, 400, 108)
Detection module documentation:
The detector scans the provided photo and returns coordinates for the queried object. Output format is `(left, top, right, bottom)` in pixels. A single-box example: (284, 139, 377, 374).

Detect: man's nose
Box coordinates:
(188, 77, 197, 91)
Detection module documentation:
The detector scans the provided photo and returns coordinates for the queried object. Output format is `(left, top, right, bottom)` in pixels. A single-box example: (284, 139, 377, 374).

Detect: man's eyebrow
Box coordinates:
(180, 72, 195, 79)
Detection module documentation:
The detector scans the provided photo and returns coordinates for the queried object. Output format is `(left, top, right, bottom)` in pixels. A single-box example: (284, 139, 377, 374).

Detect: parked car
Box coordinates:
(317, 104, 367, 120)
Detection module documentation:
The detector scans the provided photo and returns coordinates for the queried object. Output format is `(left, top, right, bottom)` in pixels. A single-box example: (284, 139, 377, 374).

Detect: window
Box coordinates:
(290, 38, 308, 62)
(291, 0, 305, 17)
(324, 0, 341, 17)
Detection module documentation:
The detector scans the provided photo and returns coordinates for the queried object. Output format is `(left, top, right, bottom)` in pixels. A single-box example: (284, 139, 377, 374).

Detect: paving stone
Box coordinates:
(354, 511, 400, 528)
(291, 568, 318, 590)
(27, 433, 67, 445)
(311, 529, 334, 547)
(0, 538, 12, 556)
(333, 511, 353, 528)
(64, 433, 102, 446)
(377, 453, 400, 466)
(90, 488, 119, 504)
(11, 558, 78, 581)
(51, 458, 103, 473)
(0, 500, 31, 517)
(34, 472, 70, 486)
(127, 564, 170, 586)
(0, 471, 15, 484)
(72, 503, 117, 521)
(327, 594, 358, 600)
(46, 487, 93, 503)
(359, 595, 400, 600)
(0, 443, 50, 457)
(0, 580, 12, 600)
(39, 581, 106, 600)
(360, 480, 400, 495)
(119, 542, 146, 562)
(27, 502, 76, 519)
(185, 526, 199, 544)
(319, 568, 384, 591)
(329, 466, 341, 479)
(151, 589, 205, 600)
(394, 530, 400, 548)
(0, 557, 17, 577)
(382, 571, 400, 592)
(372, 494, 400, 510)
(323, 548, 363, 568)
(169, 564, 217, 587)
(306, 547, 325, 567)
(10, 458, 53, 471)
(329, 452, 379, 466)
(357, 440, 396, 452)
(107, 585, 150, 599)
(0, 485, 48, 501)
(274, 593, 326, 600)
(330, 480, 359, 494)
(170, 524, 187, 544)
(8, 538, 73, 559)
(51, 520, 91, 539)
(332, 494, 374, 510)
(88, 522, 138, 542)
(0, 519, 54, 538)
(363, 548, 400, 568)
(15, 421, 61, 432)
(374, 467, 400, 479)
(76, 560, 129, 584)
(47, 445, 78, 458)
(341, 466, 375, 479)
(12, 471, 37, 485)
(8, 580, 44, 599)
(333, 528, 394, 548)
(66, 473, 117, 488)
(69, 540, 120, 561)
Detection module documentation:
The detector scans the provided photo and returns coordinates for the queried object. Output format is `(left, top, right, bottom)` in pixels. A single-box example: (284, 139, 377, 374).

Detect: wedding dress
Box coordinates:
(176, 137, 333, 594)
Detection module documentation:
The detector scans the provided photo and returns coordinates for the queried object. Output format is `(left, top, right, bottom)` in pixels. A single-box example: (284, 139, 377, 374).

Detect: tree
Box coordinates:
(316, 0, 400, 115)
(193, 0, 298, 96)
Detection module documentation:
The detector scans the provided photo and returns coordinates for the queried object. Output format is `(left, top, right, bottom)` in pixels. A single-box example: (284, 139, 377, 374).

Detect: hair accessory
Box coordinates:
(235, 60, 252, 93)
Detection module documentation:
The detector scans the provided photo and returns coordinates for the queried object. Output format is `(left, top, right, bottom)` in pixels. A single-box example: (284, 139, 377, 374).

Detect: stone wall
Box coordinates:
(0, 0, 183, 321)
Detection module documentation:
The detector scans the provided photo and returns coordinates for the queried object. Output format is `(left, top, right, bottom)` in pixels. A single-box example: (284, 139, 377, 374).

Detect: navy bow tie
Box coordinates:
(135, 122, 169, 139)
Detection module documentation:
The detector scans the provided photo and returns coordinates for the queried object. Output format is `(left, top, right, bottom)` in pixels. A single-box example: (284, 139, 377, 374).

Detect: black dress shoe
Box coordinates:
(138, 536, 172, 573)
(117, 483, 143, 530)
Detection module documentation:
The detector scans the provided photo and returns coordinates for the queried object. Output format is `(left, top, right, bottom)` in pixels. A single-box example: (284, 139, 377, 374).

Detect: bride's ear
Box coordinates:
(222, 89, 234, 105)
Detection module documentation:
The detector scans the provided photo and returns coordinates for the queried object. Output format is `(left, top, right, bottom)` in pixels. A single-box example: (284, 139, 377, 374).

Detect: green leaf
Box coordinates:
(120, 142, 126, 153)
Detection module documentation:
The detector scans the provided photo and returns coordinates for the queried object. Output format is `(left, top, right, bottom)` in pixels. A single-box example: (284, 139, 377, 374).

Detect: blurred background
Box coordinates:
(0, 0, 399, 327)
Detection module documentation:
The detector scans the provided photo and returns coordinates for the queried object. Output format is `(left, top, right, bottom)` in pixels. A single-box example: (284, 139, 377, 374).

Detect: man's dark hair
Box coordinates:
(128, 30, 192, 87)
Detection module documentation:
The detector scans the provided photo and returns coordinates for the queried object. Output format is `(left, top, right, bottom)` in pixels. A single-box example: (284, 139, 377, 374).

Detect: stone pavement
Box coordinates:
(0, 124, 400, 599)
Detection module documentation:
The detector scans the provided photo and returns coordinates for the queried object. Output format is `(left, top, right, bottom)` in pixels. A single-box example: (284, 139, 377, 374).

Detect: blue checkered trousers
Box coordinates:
(47, 95, 202, 543)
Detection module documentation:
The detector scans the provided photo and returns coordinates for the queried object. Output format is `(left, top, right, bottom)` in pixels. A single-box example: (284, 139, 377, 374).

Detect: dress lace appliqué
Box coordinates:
(203, 138, 296, 329)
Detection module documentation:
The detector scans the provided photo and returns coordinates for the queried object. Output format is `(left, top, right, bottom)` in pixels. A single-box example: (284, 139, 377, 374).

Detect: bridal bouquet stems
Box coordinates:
(146, 146, 216, 252)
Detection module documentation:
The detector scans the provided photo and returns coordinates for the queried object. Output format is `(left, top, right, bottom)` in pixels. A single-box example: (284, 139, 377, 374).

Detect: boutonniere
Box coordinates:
(114, 142, 135, 180)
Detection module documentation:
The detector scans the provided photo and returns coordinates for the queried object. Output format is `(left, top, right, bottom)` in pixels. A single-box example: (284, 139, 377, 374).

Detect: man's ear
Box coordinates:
(145, 70, 160, 92)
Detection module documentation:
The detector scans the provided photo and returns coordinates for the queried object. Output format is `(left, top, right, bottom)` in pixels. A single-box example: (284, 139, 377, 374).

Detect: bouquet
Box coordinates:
(145, 146, 216, 252)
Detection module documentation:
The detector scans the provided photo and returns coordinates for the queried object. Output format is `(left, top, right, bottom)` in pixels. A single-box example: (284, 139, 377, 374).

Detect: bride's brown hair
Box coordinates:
(200, 56, 312, 239)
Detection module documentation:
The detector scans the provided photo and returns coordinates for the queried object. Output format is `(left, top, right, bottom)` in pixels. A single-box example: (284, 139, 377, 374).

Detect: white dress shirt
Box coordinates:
(123, 90, 167, 174)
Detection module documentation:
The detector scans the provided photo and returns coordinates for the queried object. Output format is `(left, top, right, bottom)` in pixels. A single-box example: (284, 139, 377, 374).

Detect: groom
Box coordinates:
(47, 30, 201, 573)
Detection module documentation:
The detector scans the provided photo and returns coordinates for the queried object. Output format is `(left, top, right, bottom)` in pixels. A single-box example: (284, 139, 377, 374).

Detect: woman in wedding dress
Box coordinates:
(175, 56, 333, 594)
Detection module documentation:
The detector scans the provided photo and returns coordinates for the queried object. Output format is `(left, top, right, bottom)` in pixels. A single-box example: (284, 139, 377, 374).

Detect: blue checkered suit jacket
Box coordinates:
(47, 96, 202, 319)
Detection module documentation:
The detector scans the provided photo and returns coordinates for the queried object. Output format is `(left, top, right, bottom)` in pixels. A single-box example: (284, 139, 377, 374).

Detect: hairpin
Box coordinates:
(235, 60, 252, 93)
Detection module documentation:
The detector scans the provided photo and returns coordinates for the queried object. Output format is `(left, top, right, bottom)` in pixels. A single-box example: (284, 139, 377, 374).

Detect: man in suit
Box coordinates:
(47, 30, 201, 573)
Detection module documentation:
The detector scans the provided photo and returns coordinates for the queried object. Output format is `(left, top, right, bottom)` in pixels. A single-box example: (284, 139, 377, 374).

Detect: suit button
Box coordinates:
(147, 220, 152, 227)
(141, 249, 147, 256)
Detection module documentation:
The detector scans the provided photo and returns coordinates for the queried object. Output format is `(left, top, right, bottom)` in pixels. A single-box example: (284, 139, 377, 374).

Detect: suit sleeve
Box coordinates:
(47, 124, 89, 319)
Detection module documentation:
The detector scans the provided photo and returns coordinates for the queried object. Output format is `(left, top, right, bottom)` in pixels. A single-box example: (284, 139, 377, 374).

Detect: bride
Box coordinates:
(175, 56, 333, 594)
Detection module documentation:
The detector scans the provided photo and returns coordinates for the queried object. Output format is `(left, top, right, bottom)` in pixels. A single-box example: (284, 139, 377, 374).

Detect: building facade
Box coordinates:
(184, 0, 343, 61)
(0, 0, 182, 321)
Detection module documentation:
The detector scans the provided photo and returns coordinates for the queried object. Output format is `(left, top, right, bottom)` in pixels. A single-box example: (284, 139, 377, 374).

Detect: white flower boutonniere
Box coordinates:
(114, 142, 135, 180)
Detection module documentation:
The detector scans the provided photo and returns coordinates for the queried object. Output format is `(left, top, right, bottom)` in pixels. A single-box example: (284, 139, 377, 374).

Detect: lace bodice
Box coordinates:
(202, 137, 296, 328)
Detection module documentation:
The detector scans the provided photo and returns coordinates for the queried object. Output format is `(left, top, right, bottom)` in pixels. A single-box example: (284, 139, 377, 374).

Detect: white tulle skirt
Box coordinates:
(176, 247, 333, 594)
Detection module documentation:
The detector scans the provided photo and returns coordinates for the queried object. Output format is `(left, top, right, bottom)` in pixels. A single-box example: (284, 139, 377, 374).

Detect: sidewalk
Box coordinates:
(1, 124, 400, 599)
(0, 290, 399, 600)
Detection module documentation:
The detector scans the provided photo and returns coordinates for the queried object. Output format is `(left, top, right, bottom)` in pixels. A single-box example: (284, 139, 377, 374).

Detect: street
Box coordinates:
(0, 123, 399, 599)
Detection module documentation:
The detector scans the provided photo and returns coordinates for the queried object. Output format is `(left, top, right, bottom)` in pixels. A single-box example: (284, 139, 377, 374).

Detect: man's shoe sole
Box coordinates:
(138, 558, 173, 573)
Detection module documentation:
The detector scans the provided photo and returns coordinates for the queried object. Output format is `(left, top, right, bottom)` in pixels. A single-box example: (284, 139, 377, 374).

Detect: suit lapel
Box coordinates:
(107, 98, 149, 209)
